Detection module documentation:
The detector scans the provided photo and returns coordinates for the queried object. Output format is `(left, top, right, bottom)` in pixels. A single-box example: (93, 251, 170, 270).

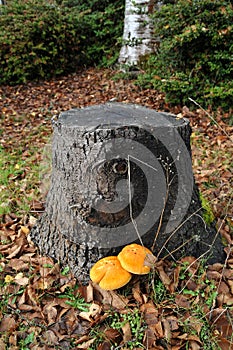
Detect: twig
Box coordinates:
(162, 236, 200, 262)
(128, 155, 144, 246)
(156, 205, 203, 259)
(128, 154, 158, 172)
(151, 165, 175, 252)
(188, 97, 232, 140)
(178, 213, 228, 295)
(127, 154, 159, 247)
(211, 307, 229, 325)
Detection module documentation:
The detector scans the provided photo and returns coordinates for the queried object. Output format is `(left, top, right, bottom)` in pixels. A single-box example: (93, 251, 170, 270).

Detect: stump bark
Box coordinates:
(30, 103, 225, 283)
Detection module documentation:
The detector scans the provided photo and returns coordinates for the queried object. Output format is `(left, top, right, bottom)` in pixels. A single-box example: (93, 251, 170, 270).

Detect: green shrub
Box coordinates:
(137, 0, 233, 110)
(0, 0, 124, 84)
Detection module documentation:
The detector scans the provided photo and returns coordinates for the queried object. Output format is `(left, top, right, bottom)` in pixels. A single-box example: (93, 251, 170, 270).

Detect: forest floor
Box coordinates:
(0, 68, 233, 349)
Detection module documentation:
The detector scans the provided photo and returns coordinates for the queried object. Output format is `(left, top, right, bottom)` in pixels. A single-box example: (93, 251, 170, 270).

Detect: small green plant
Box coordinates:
(0, 285, 25, 314)
(89, 309, 146, 349)
(61, 266, 70, 276)
(182, 311, 221, 350)
(88, 327, 106, 349)
(58, 287, 90, 311)
(151, 276, 168, 304)
(18, 332, 35, 350)
(109, 309, 146, 349)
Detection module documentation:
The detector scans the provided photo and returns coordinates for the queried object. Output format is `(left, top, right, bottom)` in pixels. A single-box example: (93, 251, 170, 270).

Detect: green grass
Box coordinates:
(0, 146, 38, 216)
(0, 126, 50, 219)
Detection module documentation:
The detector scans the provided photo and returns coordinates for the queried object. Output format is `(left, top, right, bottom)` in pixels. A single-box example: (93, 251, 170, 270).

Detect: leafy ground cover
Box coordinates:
(0, 68, 232, 349)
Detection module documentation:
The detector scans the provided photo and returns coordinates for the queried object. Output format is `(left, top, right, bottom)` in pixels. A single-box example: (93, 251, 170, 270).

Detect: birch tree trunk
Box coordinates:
(118, 0, 156, 66)
(30, 103, 225, 283)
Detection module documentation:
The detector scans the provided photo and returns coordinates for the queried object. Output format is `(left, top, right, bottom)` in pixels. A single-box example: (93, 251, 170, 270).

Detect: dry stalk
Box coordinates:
(128, 155, 144, 246)
(151, 164, 175, 252)
(188, 97, 232, 140)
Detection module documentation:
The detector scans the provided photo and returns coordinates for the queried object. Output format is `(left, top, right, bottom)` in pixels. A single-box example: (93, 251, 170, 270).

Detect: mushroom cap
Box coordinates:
(90, 256, 132, 290)
(117, 244, 153, 275)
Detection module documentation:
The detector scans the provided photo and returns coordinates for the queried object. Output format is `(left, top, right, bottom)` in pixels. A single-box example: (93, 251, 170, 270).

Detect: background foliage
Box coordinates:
(137, 0, 233, 110)
(0, 0, 232, 112)
(0, 0, 124, 84)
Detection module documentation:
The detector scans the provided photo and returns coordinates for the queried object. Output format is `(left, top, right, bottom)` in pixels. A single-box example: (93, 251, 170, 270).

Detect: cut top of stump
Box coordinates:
(57, 103, 188, 131)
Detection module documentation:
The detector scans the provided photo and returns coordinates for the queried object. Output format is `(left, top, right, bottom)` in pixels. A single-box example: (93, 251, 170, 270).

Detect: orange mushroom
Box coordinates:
(117, 243, 153, 275)
(90, 256, 132, 290)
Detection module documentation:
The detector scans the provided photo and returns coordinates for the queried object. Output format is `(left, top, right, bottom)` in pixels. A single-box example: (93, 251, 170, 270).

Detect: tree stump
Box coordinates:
(30, 103, 225, 283)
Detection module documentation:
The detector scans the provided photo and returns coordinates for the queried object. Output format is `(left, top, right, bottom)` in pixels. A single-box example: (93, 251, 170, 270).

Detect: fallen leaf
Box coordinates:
(79, 303, 101, 322)
(154, 261, 172, 291)
(162, 318, 171, 342)
(76, 338, 95, 349)
(14, 272, 29, 286)
(122, 321, 132, 343)
(0, 316, 17, 332)
(92, 282, 128, 309)
(175, 294, 191, 308)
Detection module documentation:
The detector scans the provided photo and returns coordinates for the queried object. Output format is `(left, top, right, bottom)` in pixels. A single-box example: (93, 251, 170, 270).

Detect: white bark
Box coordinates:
(118, 0, 155, 66)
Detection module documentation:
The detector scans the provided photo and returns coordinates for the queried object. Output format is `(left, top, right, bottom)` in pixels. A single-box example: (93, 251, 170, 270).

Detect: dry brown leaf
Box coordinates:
(7, 244, 22, 259)
(41, 330, 59, 346)
(143, 327, 157, 348)
(0, 316, 17, 332)
(140, 302, 159, 326)
(153, 321, 164, 338)
(14, 272, 29, 286)
(0, 338, 6, 350)
(27, 284, 39, 305)
(18, 304, 41, 312)
(132, 281, 146, 304)
(97, 341, 111, 350)
(144, 253, 157, 267)
(185, 316, 203, 335)
(122, 321, 132, 343)
(43, 303, 58, 325)
(83, 283, 94, 303)
(212, 309, 233, 338)
(217, 337, 233, 350)
(17, 288, 26, 306)
(175, 294, 191, 308)
(227, 280, 233, 295)
(64, 308, 80, 334)
(59, 277, 77, 293)
(104, 328, 122, 343)
(219, 281, 230, 294)
(166, 315, 179, 331)
(189, 340, 202, 350)
(154, 262, 172, 291)
(206, 270, 222, 281)
(79, 303, 101, 322)
(92, 282, 128, 309)
(8, 258, 29, 271)
(76, 338, 95, 349)
(162, 318, 171, 342)
(32, 275, 56, 290)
